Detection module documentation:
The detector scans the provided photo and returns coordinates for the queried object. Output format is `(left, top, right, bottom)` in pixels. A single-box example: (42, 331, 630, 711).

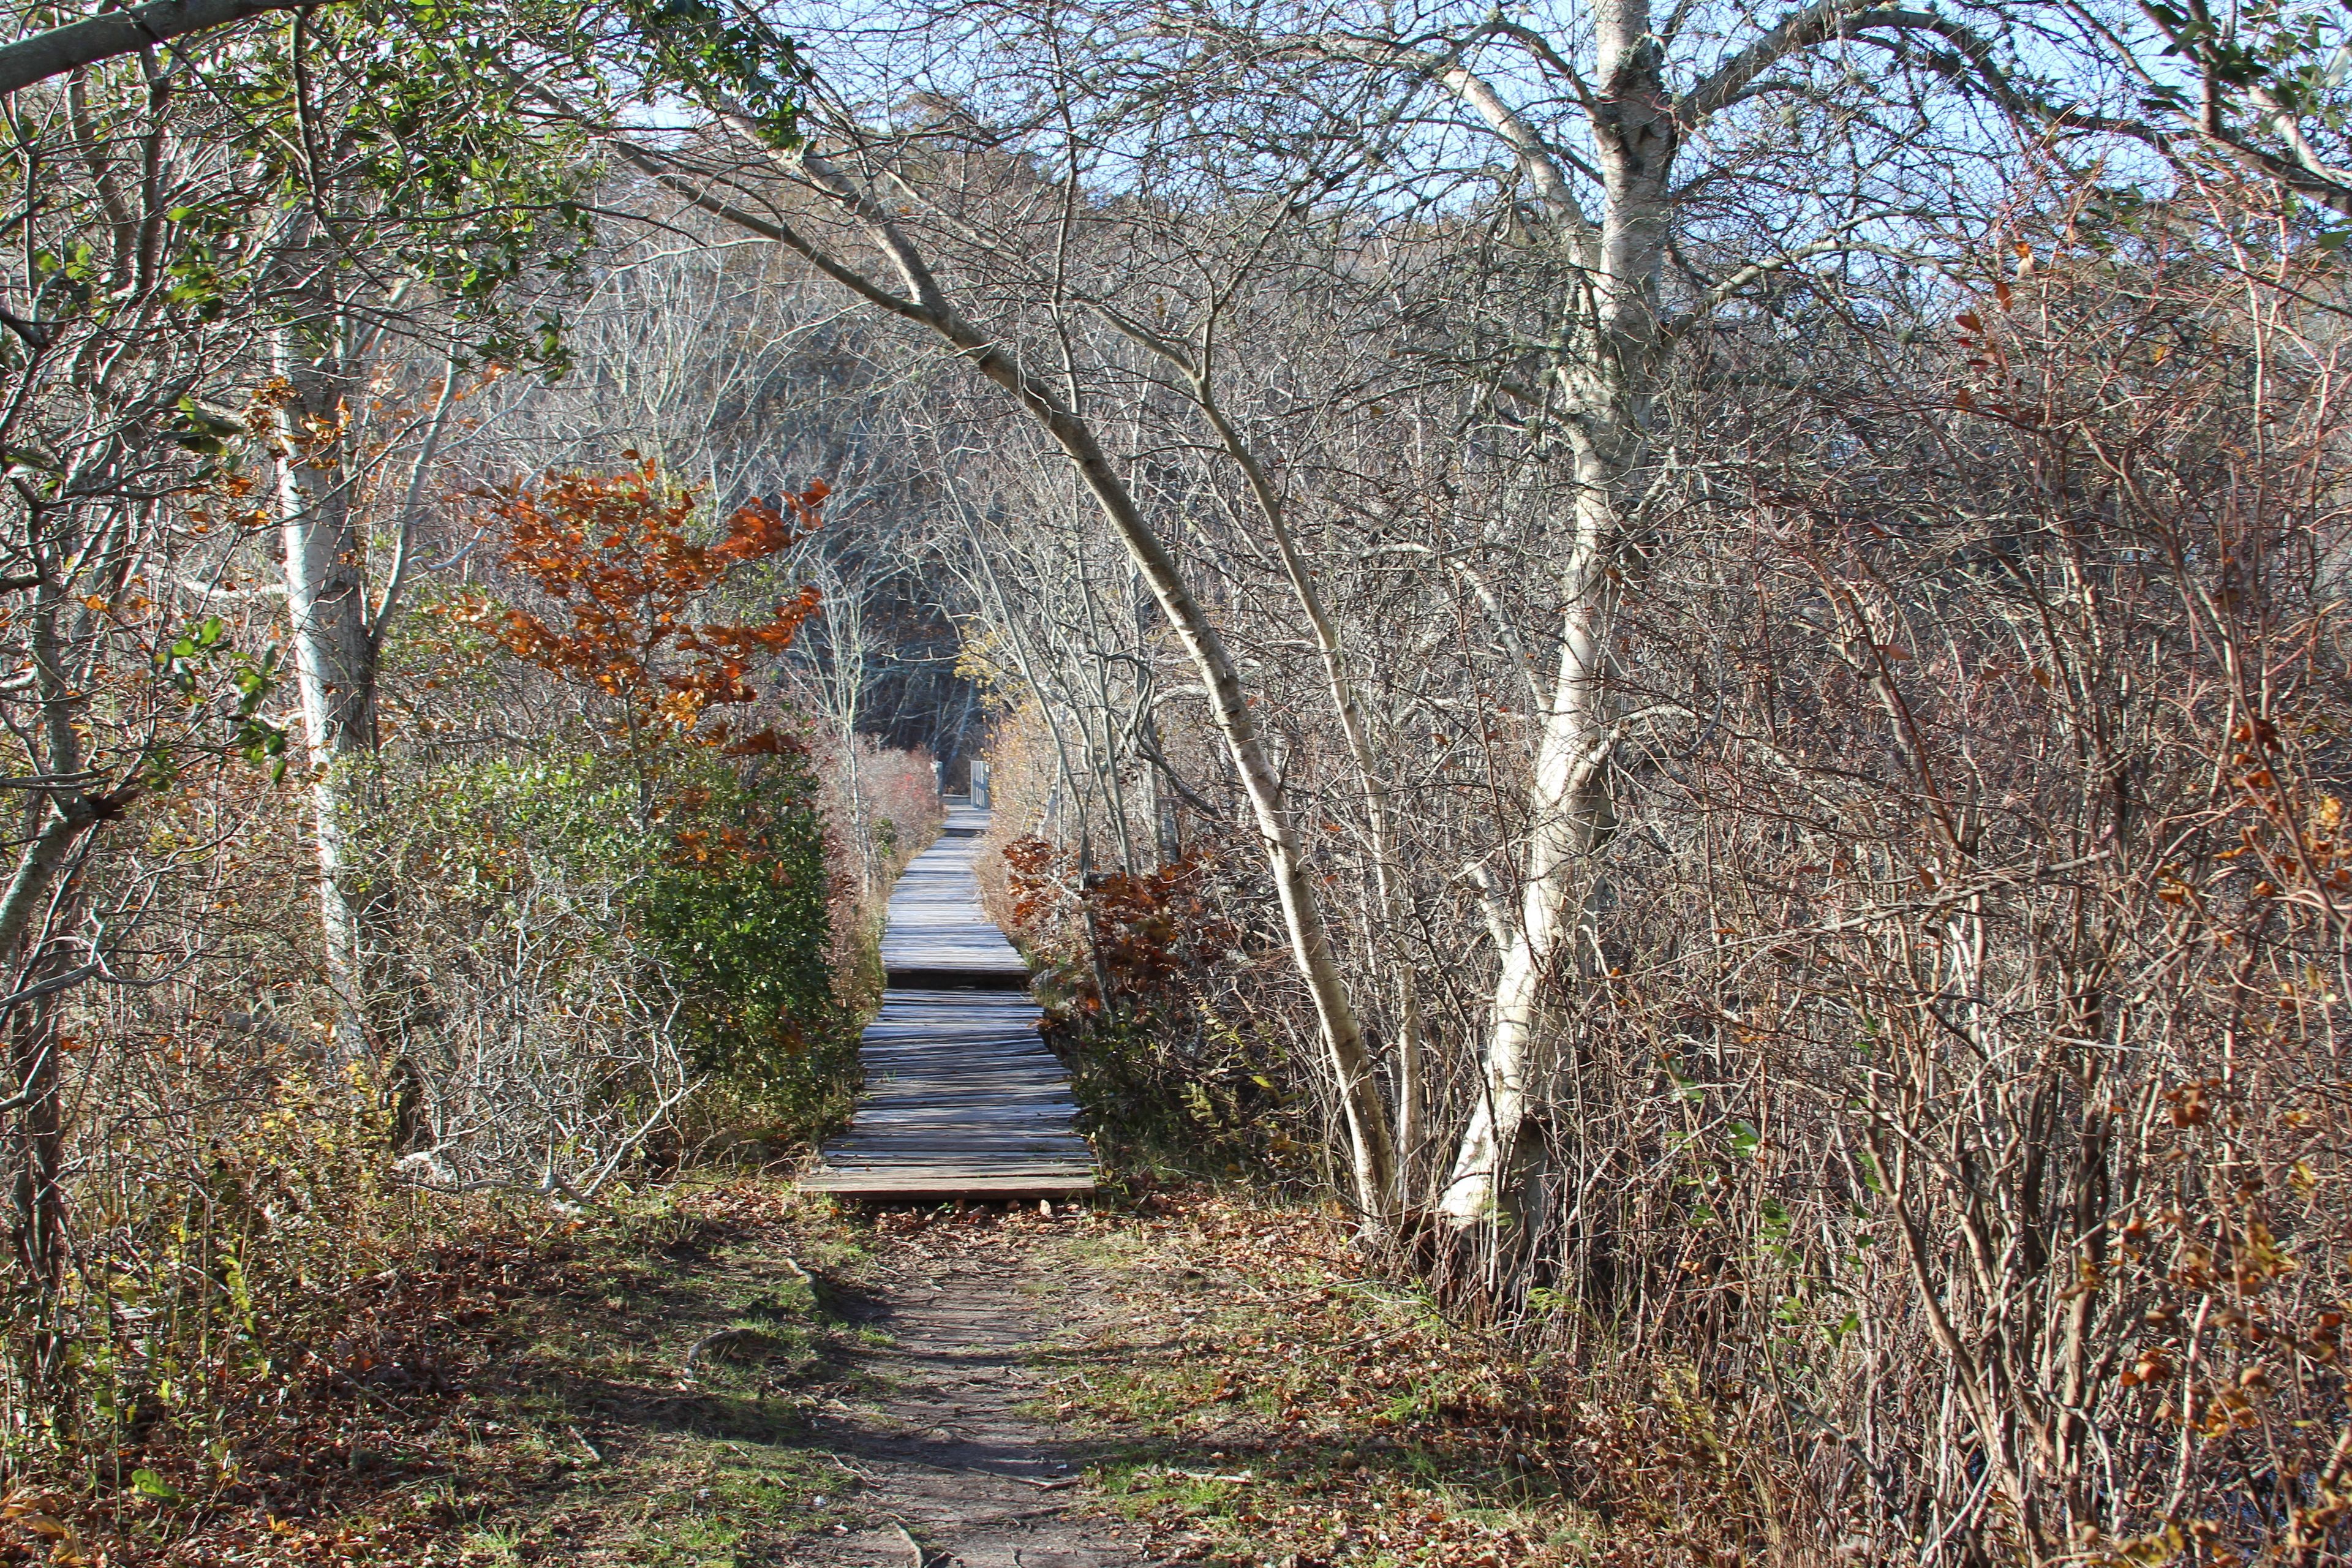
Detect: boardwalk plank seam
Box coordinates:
(801, 802, 1098, 1200)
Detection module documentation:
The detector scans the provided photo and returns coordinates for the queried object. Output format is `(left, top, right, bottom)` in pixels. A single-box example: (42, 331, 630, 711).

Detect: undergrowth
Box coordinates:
(1052, 1191, 1784, 1568)
(0, 1185, 880, 1566)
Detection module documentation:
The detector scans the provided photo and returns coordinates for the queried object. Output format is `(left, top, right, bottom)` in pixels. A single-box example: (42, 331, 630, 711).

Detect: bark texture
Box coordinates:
(272, 326, 380, 1062)
(1433, 0, 1675, 1227)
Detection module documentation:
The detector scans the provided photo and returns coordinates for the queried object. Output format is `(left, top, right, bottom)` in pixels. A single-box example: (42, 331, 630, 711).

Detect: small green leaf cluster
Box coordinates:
(2140, 0, 2352, 137)
(149, 614, 290, 786)
(617, 0, 809, 147)
(162, 205, 253, 324)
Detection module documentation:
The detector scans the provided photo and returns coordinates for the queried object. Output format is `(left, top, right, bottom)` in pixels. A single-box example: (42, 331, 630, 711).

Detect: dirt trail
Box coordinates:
(796, 1218, 1145, 1568)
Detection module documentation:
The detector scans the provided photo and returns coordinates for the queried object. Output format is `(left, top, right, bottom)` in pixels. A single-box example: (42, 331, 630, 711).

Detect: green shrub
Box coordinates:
(636, 748, 840, 1115)
(380, 740, 848, 1141)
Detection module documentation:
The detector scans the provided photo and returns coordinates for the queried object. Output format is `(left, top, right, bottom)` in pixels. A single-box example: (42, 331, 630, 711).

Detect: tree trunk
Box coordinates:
(0, 556, 116, 1417)
(271, 325, 380, 1063)
(1178, 366, 1428, 1202)
(1435, 475, 1618, 1224)
(1017, 386, 1395, 1218)
(1434, 1, 1673, 1229)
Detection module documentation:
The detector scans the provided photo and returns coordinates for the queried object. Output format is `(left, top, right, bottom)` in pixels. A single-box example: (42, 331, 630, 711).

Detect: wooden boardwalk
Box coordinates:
(801, 804, 1097, 1201)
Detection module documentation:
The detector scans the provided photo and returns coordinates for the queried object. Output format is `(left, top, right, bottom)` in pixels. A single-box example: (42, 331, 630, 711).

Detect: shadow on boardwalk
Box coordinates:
(805, 803, 1096, 1204)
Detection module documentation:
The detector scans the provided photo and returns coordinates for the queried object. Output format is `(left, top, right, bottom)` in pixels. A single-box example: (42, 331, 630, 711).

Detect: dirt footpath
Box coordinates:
(793, 1212, 1147, 1568)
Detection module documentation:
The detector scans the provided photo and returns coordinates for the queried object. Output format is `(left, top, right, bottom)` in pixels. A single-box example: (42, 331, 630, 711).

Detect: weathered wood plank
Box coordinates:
(801, 807, 1098, 1202)
(799, 1172, 1095, 1197)
(876, 832, 1029, 986)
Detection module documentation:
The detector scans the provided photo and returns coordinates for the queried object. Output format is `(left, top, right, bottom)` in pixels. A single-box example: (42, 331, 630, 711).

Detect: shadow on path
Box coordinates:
(778, 1222, 1149, 1568)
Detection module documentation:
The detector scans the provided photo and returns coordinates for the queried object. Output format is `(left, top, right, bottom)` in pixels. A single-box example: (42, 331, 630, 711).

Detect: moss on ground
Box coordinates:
(355, 1183, 887, 1567)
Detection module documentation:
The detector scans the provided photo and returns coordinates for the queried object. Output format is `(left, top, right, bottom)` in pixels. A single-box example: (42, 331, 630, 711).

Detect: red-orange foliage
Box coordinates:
(461, 460, 827, 736)
(1004, 835, 1237, 1017)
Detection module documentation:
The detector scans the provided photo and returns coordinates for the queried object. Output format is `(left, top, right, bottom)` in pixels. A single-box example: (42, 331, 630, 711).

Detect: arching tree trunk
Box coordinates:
(625, 130, 1404, 1222)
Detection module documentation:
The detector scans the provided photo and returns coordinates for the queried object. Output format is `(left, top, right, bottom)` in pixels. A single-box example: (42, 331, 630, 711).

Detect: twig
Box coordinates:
(891, 1518, 929, 1567)
(878, 1452, 1080, 1489)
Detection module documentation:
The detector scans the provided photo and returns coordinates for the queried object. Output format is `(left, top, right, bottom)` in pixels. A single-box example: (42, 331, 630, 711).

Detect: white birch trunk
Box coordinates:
(272, 326, 379, 1063)
(1434, 0, 1673, 1227)
(1436, 468, 1619, 1222)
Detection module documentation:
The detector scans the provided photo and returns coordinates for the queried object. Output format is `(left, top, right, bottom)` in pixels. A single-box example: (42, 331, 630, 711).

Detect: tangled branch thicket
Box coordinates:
(1509, 208, 2352, 1559)
(956, 178, 2352, 1560)
(0, 0, 2349, 1559)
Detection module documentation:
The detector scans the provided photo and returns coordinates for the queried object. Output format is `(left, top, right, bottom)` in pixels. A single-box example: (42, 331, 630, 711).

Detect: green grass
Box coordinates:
(345, 1185, 889, 1565)
(1030, 1204, 1607, 1567)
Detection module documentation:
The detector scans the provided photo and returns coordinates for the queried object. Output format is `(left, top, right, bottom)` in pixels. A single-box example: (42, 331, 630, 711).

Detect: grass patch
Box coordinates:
(0, 1180, 887, 1566)
(1037, 1193, 1770, 1567)
(402, 1184, 884, 1566)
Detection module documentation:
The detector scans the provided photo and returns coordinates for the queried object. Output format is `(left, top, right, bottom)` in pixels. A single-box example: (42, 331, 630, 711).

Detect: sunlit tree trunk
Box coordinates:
(271, 324, 380, 1063)
(1436, 464, 1623, 1224)
(1432, 0, 1672, 1227)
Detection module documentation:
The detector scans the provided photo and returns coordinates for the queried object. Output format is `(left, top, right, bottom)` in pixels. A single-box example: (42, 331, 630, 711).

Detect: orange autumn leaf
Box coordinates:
(456, 461, 826, 737)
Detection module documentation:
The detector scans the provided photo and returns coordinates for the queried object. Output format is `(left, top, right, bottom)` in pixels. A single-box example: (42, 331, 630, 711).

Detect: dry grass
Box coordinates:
(1050, 1189, 1777, 1567)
